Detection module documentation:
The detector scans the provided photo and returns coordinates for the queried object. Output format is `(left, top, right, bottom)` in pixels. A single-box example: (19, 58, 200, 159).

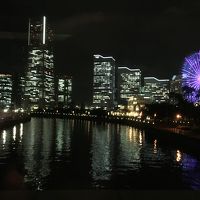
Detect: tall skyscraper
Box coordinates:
(118, 67, 141, 104)
(24, 16, 55, 110)
(0, 74, 12, 109)
(56, 75, 72, 108)
(93, 54, 116, 109)
(143, 77, 169, 103)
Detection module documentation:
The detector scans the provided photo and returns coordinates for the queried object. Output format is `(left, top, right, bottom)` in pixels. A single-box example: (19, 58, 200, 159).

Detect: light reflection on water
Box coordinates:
(2, 130, 7, 147)
(0, 118, 200, 190)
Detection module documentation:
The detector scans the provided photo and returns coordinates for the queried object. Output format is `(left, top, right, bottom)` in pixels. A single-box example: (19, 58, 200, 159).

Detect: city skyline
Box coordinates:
(1, 0, 200, 104)
(1, 1, 200, 192)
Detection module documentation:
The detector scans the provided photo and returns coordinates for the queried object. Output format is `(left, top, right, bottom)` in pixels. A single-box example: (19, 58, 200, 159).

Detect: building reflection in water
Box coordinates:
(118, 126, 142, 171)
(19, 123, 23, 142)
(153, 139, 157, 154)
(1, 119, 200, 190)
(13, 126, 17, 141)
(90, 123, 112, 181)
(90, 124, 145, 182)
(2, 130, 7, 147)
(23, 118, 54, 190)
(55, 119, 64, 156)
(128, 127, 133, 142)
(55, 119, 71, 159)
(139, 132, 143, 146)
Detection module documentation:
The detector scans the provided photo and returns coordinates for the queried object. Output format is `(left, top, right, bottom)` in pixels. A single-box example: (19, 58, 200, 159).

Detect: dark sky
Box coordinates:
(0, 0, 200, 104)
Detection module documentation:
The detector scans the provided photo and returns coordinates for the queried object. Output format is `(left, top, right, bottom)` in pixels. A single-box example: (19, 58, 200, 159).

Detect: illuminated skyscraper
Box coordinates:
(0, 74, 12, 109)
(118, 67, 141, 104)
(143, 77, 169, 103)
(93, 54, 116, 109)
(24, 16, 55, 110)
(56, 75, 72, 108)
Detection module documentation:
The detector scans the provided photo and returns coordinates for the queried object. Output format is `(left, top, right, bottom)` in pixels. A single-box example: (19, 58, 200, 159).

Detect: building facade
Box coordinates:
(0, 74, 12, 109)
(93, 54, 116, 109)
(24, 16, 55, 110)
(56, 75, 72, 108)
(143, 77, 169, 103)
(170, 75, 182, 94)
(118, 67, 141, 104)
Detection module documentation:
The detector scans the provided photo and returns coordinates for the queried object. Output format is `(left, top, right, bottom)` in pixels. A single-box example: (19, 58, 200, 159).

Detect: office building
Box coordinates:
(12, 75, 26, 108)
(24, 16, 55, 110)
(118, 67, 141, 104)
(0, 74, 12, 109)
(170, 75, 182, 94)
(93, 54, 116, 109)
(143, 77, 169, 103)
(56, 75, 72, 108)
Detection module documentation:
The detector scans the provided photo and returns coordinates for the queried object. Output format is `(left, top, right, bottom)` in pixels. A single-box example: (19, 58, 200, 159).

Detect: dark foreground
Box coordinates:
(0, 118, 200, 190)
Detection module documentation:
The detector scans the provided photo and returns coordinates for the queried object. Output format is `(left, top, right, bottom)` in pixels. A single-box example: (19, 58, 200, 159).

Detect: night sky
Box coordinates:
(0, 0, 200, 104)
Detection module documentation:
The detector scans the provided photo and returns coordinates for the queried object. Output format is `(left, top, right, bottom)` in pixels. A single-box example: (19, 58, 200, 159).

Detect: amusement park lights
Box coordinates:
(182, 51, 200, 102)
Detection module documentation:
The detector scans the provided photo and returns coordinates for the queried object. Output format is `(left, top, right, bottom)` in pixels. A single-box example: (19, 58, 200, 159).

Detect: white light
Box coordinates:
(139, 132, 142, 145)
(2, 130, 6, 145)
(153, 139, 157, 154)
(20, 123, 23, 140)
(3, 109, 8, 113)
(20, 109, 24, 113)
(144, 77, 169, 82)
(118, 67, 141, 72)
(43, 16, 46, 44)
(13, 126, 17, 141)
(93, 54, 115, 61)
(176, 150, 181, 162)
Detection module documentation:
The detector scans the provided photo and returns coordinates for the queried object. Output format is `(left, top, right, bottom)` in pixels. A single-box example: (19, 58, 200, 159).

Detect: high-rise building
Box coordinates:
(93, 54, 116, 109)
(143, 77, 169, 103)
(24, 16, 55, 110)
(118, 67, 141, 104)
(0, 74, 12, 109)
(12, 75, 25, 108)
(56, 75, 72, 108)
(170, 75, 182, 94)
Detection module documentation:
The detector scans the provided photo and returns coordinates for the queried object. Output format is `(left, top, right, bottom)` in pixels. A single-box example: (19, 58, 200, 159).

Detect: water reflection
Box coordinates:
(13, 126, 17, 141)
(2, 130, 7, 147)
(153, 139, 157, 154)
(91, 123, 112, 181)
(0, 119, 200, 189)
(128, 127, 133, 142)
(139, 131, 143, 146)
(22, 118, 55, 190)
(19, 123, 23, 141)
(176, 150, 182, 162)
(118, 126, 142, 172)
(55, 119, 71, 158)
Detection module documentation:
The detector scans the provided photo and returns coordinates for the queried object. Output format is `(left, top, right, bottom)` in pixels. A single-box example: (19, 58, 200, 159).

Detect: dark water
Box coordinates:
(0, 118, 200, 190)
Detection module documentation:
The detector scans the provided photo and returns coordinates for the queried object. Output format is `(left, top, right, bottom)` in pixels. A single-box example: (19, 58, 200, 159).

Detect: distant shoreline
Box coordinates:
(30, 112, 200, 147)
(0, 112, 31, 131)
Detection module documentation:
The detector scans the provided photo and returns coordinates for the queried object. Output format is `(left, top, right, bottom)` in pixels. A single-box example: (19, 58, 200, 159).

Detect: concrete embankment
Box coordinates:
(0, 112, 31, 130)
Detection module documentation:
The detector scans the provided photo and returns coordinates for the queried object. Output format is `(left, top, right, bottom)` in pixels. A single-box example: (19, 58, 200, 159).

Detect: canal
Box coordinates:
(0, 117, 200, 190)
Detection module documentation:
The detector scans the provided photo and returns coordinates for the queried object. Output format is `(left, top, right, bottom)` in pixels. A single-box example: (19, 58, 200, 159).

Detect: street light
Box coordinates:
(176, 114, 182, 120)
